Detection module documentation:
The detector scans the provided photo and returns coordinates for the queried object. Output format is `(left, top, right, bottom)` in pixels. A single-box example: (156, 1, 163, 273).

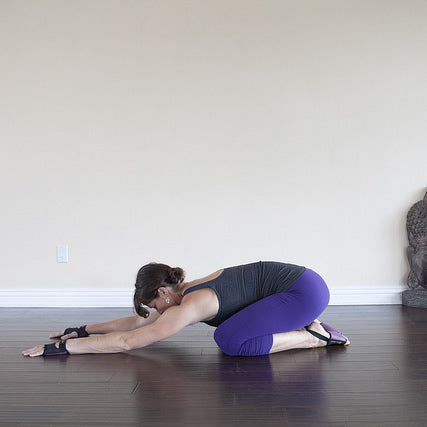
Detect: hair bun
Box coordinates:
(168, 267, 185, 284)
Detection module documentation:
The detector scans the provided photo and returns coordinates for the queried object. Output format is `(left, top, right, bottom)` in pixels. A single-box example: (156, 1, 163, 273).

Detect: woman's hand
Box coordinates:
(49, 325, 88, 340)
(22, 344, 45, 357)
(49, 330, 76, 340)
(23, 340, 69, 357)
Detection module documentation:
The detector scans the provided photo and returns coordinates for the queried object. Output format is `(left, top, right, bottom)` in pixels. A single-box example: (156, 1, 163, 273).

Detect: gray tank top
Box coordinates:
(183, 261, 306, 326)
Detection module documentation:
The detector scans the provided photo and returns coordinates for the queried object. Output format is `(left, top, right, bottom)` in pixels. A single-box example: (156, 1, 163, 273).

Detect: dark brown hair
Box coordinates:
(133, 262, 185, 317)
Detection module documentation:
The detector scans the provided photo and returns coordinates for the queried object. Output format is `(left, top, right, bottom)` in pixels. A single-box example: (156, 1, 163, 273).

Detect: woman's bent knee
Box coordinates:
(213, 328, 242, 356)
(214, 328, 273, 356)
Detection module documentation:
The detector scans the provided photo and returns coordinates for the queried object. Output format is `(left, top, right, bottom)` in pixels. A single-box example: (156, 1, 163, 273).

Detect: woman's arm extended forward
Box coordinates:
(69, 303, 201, 354)
(23, 298, 205, 357)
(86, 312, 160, 334)
(49, 312, 161, 340)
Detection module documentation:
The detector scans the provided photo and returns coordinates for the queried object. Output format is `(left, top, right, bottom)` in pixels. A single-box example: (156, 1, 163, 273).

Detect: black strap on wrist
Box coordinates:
(43, 340, 69, 356)
(64, 325, 89, 338)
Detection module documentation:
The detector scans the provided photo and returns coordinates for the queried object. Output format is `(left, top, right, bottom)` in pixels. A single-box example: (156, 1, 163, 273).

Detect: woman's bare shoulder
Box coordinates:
(180, 285, 220, 322)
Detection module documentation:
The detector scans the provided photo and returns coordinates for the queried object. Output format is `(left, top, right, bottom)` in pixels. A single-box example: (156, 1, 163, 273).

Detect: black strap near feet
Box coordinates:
(305, 327, 329, 343)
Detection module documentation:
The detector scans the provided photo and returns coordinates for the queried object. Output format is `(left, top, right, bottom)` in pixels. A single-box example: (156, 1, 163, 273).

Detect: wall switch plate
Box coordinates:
(57, 245, 69, 263)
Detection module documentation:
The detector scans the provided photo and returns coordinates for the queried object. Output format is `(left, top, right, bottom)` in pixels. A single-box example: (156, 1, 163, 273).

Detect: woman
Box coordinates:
(22, 261, 349, 357)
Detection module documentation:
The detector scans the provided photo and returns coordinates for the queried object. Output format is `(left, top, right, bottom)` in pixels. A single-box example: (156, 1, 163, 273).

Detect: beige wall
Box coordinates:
(1, 1, 426, 303)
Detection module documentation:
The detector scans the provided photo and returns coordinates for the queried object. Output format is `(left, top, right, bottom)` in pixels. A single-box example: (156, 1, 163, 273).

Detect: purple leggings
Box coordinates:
(213, 269, 330, 356)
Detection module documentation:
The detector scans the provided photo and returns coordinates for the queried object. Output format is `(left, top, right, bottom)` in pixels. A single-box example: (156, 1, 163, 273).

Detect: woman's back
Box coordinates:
(183, 261, 306, 326)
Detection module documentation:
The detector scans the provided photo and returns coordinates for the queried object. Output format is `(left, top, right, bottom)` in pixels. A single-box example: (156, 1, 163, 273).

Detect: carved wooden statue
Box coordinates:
(406, 191, 427, 289)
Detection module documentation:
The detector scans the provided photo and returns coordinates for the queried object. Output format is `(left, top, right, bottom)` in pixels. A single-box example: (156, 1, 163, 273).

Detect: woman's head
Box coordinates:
(134, 262, 185, 317)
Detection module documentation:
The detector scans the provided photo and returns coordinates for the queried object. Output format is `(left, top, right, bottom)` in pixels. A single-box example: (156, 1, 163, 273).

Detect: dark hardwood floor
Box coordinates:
(1, 305, 427, 426)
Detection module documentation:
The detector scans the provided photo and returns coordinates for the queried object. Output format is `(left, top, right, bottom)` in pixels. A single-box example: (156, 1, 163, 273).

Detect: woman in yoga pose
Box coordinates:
(22, 261, 349, 357)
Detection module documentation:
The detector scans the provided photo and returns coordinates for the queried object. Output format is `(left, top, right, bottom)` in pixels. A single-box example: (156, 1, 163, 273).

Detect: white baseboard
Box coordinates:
(329, 287, 406, 305)
(0, 287, 406, 307)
